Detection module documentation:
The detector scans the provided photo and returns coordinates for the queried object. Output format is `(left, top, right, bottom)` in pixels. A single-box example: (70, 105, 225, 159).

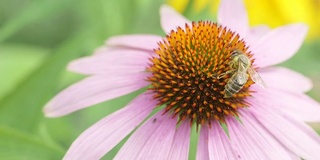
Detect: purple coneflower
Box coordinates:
(44, 0, 320, 159)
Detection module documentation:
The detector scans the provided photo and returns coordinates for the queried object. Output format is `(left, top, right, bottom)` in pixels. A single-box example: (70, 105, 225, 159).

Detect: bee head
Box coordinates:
(230, 50, 240, 58)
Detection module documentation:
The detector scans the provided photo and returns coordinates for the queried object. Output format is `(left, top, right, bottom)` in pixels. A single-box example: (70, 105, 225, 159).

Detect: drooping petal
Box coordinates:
(228, 110, 293, 160)
(250, 100, 320, 160)
(245, 25, 270, 47)
(259, 67, 312, 92)
(218, 0, 249, 37)
(63, 92, 156, 160)
(251, 88, 320, 122)
(44, 73, 149, 117)
(241, 111, 296, 160)
(277, 91, 320, 122)
(114, 110, 177, 160)
(68, 48, 151, 75)
(250, 23, 308, 67)
(288, 153, 301, 160)
(208, 121, 239, 160)
(106, 34, 162, 51)
(226, 117, 262, 159)
(160, 5, 191, 34)
(196, 125, 209, 160)
(167, 120, 191, 160)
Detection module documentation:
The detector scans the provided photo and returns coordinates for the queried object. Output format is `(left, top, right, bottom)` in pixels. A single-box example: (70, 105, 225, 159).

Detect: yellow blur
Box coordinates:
(168, 0, 320, 40)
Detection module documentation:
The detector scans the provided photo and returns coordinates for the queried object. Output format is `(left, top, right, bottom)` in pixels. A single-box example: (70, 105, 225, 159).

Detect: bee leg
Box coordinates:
(217, 70, 234, 79)
(207, 73, 218, 79)
(217, 73, 227, 79)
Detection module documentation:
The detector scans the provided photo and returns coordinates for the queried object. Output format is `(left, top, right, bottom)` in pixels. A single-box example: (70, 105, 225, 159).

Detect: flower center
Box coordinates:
(146, 21, 254, 127)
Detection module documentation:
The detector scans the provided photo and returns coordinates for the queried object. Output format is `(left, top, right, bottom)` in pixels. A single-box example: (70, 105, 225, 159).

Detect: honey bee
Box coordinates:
(218, 50, 266, 98)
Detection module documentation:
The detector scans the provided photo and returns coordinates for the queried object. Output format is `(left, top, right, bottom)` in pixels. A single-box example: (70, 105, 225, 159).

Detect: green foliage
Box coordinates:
(0, 125, 64, 159)
(0, 0, 164, 159)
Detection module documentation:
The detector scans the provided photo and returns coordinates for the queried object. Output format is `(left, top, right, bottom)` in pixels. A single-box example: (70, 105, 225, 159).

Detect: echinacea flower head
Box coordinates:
(147, 20, 258, 127)
(44, 0, 320, 159)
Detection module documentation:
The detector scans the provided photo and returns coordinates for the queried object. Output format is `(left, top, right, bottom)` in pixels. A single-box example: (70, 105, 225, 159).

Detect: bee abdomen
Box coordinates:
(224, 79, 244, 98)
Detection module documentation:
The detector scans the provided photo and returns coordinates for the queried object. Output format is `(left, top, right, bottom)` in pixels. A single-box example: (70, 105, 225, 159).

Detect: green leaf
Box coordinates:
(0, 43, 49, 99)
(0, 29, 96, 133)
(132, 0, 164, 34)
(0, 29, 100, 159)
(0, 125, 64, 160)
(0, 0, 76, 43)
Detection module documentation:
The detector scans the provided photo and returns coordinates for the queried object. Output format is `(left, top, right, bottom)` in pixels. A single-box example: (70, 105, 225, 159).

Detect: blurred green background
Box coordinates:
(0, 0, 319, 159)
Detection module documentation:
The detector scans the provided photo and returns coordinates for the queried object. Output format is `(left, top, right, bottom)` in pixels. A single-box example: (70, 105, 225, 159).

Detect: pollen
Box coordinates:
(146, 21, 254, 127)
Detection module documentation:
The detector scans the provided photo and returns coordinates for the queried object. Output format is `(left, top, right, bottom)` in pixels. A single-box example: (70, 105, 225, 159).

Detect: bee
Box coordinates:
(218, 50, 266, 98)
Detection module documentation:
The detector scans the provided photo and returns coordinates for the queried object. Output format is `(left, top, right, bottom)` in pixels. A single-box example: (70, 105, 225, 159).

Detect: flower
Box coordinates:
(44, 0, 320, 159)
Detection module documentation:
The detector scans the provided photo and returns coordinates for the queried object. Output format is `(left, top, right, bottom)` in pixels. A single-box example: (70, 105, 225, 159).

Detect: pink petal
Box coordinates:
(167, 120, 191, 160)
(208, 121, 239, 160)
(226, 117, 262, 159)
(228, 110, 293, 160)
(278, 92, 320, 122)
(245, 25, 270, 47)
(68, 48, 151, 75)
(63, 92, 156, 160)
(217, 0, 249, 37)
(288, 153, 300, 160)
(106, 34, 162, 51)
(250, 24, 308, 67)
(259, 67, 312, 92)
(251, 88, 320, 122)
(160, 5, 191, 34)
(241, 111, 296, 160)
(44, 73, 149, 117)
(196, 125, 209, 160)
(114, 110, 177, 160)
(250, 100, 320, 160)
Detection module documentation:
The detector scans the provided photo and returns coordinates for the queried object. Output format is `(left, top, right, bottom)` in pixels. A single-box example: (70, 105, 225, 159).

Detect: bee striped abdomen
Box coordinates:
(224, 74, 245, 98)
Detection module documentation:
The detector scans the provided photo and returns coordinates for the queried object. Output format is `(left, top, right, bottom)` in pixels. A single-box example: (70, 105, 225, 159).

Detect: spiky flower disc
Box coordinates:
(147, 21, 254, 126)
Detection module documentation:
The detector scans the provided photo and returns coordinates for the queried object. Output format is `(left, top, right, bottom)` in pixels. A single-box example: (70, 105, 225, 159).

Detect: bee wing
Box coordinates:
(248, 67, 267, 89)
(236, 61, 248, 84)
